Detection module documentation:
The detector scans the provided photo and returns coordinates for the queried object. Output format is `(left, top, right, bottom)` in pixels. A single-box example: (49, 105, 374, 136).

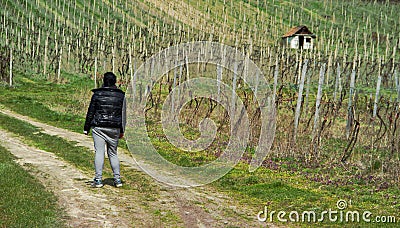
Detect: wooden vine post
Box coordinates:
(9, 46, 13, 86)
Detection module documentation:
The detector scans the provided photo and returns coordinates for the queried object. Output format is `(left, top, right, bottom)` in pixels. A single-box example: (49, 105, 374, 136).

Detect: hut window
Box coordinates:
(306, 38, 311, 43)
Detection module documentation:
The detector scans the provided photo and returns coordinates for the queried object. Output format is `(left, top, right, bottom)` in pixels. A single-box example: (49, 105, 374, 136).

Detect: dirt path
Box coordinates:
(0, 128, 133, 227)
(0, 109, 272, 227)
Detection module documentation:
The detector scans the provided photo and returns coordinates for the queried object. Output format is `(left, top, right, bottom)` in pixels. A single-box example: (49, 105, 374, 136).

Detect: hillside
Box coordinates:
(0, 0, 399, 76)
(1, 0, 400, 226)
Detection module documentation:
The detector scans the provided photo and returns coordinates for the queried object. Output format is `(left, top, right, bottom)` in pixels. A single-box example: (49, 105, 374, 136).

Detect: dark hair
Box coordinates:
(103, 72, 117, 87)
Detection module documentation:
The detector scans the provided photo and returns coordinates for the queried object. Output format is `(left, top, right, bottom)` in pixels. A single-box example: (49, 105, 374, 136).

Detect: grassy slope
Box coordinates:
(0, 73, 91, 133)
(1, 0, 399, 52)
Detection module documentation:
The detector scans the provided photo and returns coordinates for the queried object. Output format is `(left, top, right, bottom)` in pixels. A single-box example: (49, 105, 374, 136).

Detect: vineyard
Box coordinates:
(1, 0, 400, 198)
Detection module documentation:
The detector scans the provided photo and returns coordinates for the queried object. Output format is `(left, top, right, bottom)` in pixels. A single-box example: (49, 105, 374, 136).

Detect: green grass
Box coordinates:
(0, 112, 94, 173)
(213, 165, 400, 227)
(0, 75, 88, 133)
(0, 144, 66, 227)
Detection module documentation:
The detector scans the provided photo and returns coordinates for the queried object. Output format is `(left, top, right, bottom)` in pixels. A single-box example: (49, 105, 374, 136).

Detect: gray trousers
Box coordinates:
(92, 127, 120, 180)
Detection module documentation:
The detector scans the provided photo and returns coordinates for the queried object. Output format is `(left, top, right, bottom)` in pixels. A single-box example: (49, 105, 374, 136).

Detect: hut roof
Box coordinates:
(282, 25, 316, 38)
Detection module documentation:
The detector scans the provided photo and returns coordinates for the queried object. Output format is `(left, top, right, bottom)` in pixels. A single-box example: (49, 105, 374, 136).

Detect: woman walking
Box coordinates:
(84, 72, 126, 188)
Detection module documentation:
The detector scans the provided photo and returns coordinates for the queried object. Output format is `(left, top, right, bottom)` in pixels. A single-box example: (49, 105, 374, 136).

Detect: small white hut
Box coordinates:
(282, 26, 316, 50)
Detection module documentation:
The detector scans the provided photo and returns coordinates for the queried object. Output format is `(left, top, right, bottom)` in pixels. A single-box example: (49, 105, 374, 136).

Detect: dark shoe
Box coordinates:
(114, 178, 122, 188)
(92, 178, 103, 188)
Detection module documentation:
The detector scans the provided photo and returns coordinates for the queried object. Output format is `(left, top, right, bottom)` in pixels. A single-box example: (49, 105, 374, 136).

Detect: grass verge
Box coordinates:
(0, 112, 93, 173)
(0, 144, 66, 227)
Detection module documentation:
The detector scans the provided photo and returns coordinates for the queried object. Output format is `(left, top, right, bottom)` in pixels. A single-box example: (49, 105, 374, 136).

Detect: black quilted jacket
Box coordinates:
(84, 86, 125, 133)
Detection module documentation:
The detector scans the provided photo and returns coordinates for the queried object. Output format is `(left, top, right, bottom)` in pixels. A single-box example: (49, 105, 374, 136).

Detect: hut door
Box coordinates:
(299, 36, 304, 49)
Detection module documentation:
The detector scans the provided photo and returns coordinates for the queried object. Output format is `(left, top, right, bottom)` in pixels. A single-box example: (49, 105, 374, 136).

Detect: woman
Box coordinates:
(84, 72, 126, 188)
